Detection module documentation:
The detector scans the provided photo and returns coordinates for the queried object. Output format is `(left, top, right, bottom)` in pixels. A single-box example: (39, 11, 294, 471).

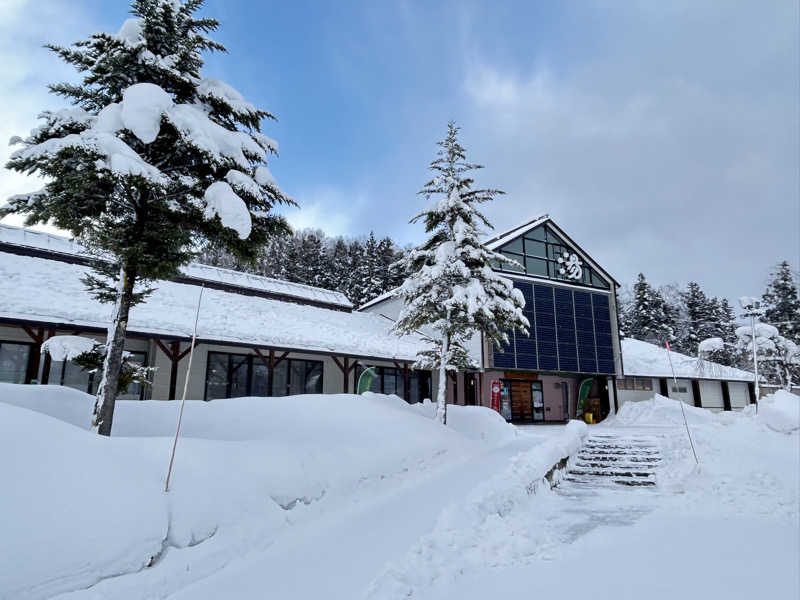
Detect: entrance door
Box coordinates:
(509, 380, 534, 421)
(531, 381, 544, 422)
(465, 374, 477, 406)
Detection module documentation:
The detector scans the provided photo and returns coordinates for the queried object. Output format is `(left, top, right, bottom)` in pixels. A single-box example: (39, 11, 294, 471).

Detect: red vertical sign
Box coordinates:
(491, 380, 501, 412)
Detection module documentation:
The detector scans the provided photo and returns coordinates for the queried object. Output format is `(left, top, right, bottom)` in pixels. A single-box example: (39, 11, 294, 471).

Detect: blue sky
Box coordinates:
(1, 0, 798, 304)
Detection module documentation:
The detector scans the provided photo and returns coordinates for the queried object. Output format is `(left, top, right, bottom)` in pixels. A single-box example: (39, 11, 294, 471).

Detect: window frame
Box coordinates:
(0, 340, 33, 384)
(497, 225, 611, 290)
(205, 351, 324, 399)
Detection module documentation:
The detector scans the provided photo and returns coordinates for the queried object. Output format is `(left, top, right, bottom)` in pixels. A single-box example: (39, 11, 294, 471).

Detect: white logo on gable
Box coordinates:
(557, 252, 583, 280)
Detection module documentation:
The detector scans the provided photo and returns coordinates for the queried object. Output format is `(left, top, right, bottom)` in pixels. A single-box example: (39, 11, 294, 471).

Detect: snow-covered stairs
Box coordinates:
(565, 433, 661, 487)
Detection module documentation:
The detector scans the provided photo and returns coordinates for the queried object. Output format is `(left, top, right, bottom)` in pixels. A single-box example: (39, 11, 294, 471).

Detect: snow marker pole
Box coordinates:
(749, 312, 760, 414)
(665, 341, 699, 465)
(165, 284, 205, 493)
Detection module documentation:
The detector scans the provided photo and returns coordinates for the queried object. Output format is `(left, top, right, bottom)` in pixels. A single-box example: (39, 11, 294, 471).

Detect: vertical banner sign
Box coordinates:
(491, 380, 502, 412)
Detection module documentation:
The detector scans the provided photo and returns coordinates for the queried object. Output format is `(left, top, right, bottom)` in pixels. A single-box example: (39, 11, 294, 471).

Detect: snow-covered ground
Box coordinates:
(0, 385, 797, 599)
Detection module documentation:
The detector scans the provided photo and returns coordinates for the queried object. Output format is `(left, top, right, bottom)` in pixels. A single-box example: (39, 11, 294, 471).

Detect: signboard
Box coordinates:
(490, 380, 501, 412)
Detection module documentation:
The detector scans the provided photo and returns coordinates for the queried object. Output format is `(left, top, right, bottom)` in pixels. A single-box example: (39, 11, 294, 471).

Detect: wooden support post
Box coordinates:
(22, 326, 45, 384)
(659, 377, 669, 397)
(332, 356, 357, 394)
(253, 348, 289, 396)
(40, 328, 56, 385)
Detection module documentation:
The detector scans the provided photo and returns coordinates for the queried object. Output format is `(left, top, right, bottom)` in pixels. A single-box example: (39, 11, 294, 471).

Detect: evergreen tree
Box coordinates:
(2, 0, 292, 434)
(627, 274, 676, 343)
(357, 232, 384, 306)
(677, 282, 717, 355)
(346, 238, 365, 305)
(762, 261, 800, 341)
(395, 122, 528, 425)
(327, 238, 350, 293)
(711, 298, 740, 366)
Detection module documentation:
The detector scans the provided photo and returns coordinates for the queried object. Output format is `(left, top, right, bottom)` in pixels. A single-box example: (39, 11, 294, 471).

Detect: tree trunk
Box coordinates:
(436, 333, 449, 425)
(93, 264, 137, 436)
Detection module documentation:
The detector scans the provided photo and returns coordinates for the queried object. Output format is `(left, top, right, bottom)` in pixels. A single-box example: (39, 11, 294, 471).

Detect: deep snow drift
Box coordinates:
(0, 384, 519, 600)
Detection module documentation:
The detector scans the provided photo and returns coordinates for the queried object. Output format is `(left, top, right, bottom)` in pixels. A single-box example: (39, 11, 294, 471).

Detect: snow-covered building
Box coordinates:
(617, 338, 757, 411)
(0, 224, 433, 403)
(362, 216, 624, 423)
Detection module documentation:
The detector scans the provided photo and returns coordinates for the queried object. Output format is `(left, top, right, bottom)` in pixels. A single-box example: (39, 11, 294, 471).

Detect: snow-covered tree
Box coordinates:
(675, 282, 717, 355)
(762, 261, 800, 341)
(625, 274, 676, 343)
(2, 0, 292, 435)
(734, 322, 799, 391)
(394, 122, 528, 425)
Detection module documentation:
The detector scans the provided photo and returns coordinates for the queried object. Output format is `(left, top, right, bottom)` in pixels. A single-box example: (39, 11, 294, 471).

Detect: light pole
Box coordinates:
(739, 297, 764, 408)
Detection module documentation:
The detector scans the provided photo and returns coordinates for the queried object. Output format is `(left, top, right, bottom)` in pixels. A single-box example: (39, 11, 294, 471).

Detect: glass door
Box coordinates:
(531, 381, 545, 422)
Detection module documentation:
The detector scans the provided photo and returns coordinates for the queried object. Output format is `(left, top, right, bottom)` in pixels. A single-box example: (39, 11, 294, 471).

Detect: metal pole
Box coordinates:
(665, 341, 699, 465)
(165, 285, 205, 493)
(750, 313, 760, 411)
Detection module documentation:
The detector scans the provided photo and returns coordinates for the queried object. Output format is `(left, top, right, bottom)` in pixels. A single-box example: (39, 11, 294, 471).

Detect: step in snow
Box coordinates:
(574, 461, 658, 470)
(563, 476, 657, 487)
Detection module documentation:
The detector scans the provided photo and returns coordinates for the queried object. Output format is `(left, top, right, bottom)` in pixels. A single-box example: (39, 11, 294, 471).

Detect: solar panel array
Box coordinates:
(493, 281, 616, 375)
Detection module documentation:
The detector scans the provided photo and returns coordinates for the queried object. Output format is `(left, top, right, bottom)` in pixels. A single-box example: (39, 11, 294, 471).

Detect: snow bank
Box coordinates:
(757, 390, 800, 433)
(366, 421, 587, 598)
(0, 403, 168, 600)
(410, 399, 518, 445)
(611, 394, 715, 427)
(0, 384, 515, 599)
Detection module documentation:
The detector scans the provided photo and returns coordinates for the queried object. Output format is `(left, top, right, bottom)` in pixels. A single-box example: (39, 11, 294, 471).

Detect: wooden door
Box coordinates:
(510, 380, 534, 422)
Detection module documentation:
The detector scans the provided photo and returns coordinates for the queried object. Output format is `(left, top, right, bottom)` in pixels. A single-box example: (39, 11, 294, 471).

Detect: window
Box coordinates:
(47, 349, 148, 400)
(205, 352, 323, 399)
(671, 386, 687, 394)
(496, 225, 611, 290)
(0, 341, 32, 384)
(354, 365, 430, 403)
(617, 377, 652, 391)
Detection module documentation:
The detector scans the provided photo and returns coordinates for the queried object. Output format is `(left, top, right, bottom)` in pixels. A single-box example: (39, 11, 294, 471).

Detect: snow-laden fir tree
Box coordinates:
(676, 282, 717, 355)
(394, 122, 528, 425)
(626, 274, 676, 343)
(2, 0, 292, 435)
(762, 261, 800, 341)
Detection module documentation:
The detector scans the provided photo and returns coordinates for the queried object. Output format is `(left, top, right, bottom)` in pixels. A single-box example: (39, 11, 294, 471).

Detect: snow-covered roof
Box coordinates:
(622, 338, 754, 382)
(482, 214, 549, 251)
(0, 224, 352, 310)
(0, 249, 426, 361)
(358, 288, 399, 311)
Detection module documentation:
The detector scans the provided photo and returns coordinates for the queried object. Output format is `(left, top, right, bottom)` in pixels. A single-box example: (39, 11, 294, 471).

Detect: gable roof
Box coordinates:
(484, 215, 619, 287)
(0, 224, 353, 311)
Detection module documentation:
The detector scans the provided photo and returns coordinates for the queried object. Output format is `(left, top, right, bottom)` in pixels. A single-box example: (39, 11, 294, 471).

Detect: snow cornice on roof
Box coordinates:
(0, 224, 352, 311)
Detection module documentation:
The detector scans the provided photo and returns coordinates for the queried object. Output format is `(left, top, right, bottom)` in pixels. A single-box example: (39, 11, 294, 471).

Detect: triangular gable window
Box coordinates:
(493, 224, 610, 290)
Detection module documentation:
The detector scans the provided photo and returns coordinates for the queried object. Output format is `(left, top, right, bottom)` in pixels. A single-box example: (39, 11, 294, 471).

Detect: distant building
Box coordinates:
(617, 338, 757, 411)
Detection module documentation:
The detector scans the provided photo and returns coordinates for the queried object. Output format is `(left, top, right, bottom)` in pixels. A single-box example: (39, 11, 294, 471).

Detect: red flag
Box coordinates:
(665, 341, 671, 352)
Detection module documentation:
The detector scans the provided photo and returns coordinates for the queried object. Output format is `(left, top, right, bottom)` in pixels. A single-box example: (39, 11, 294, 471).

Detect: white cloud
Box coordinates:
(280, 186, 364, 237)
(0, 0, 97, 230)
(459, 3, 799, 302)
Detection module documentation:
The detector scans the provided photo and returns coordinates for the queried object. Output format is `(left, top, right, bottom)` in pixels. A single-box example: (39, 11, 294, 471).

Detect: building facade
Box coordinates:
(0, 225, 433, 404)
(362, 216, 624, 423)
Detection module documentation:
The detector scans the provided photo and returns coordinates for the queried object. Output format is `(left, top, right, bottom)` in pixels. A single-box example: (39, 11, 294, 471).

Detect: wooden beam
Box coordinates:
(22, 325, 43, 344)
(155, 338, 176, 361)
